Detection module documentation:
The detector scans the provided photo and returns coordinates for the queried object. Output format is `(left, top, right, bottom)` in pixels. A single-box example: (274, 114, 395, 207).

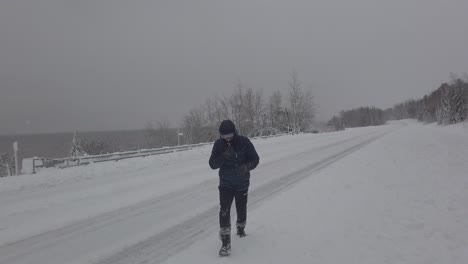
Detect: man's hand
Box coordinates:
(221, 145, 236, 160)
(239, 163, 250, 176)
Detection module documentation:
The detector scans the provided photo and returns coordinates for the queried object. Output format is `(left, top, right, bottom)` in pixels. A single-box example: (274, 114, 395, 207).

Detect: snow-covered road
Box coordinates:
(1, 121, 467, 264)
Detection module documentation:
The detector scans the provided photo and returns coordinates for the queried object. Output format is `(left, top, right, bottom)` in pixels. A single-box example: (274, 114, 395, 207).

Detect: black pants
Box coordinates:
(219, 186, 248, 230)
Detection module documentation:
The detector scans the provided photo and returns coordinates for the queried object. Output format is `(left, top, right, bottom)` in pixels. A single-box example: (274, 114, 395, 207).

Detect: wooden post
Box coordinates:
(6, 163, 11, 176)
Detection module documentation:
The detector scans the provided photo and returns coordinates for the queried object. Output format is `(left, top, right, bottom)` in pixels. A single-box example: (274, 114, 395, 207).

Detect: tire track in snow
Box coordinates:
(0, 131, 369, 249)
(96, 129, 394, 264)
(0, 127, 396, 264)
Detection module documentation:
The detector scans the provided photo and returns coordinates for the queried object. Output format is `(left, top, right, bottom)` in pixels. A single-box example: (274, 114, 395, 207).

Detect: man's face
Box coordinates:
(221, 133, 234, 142)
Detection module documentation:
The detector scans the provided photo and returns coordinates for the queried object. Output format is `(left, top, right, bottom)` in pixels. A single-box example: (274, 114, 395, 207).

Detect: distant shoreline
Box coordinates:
(0, 129, 150, 161)
(0, 128, 147, 138)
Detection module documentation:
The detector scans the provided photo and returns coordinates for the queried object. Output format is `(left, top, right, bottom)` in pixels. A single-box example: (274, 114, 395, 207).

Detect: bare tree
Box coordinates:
(218, 95, 232, 120)
(254, 89, 265, 130)
(182, 106, 215, 144)
(205, 97, 226, 127)
(243, 87, 257, 135)
(287, 71, 315, 132)
(288, 70, 302, 133)
(182, 95, 234, 144)
(268, 91, 283, 129)
(179, 74, 316, 139)
(298, 88, 315, 131)
(230, 82, 245, 135)
(146, 118, 172, 147)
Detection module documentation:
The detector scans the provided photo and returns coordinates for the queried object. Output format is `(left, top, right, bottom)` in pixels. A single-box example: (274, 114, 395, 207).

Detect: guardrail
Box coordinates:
(27, 133, 288, 174)
(29, 142, 212, 174)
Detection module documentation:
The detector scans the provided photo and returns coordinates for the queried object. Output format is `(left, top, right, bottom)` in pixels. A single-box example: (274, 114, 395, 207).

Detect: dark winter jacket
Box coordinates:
(209, 134, 260, 191)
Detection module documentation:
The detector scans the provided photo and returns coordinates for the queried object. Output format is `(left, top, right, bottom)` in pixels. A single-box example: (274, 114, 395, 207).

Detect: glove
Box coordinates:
(239, 163, 250, 176)
(221, 145, 236, 160)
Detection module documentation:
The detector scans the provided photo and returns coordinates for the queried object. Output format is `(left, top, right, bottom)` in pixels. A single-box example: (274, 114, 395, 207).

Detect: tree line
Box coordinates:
(5, 73, 464, 173)
(392, 78, 468, 125)
(328, 76, 468, 130)
(147, 71, 315, 145)
(328, 107, 388, 131)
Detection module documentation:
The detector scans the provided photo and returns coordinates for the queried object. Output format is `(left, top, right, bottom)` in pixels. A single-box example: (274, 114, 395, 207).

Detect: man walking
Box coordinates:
(209, 120, 260, 256)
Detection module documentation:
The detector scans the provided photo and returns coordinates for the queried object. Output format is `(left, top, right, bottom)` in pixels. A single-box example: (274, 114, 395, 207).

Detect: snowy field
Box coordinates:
(0, 120, 467, 264)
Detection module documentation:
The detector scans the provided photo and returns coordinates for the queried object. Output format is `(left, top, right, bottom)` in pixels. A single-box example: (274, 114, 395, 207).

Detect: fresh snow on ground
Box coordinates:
(0, 120, 467, 264)
(165, 121, 468, 264)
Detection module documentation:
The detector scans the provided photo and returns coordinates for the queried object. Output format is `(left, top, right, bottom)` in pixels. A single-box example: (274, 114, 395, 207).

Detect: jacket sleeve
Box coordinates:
(245, 139, 260, 171)
(209, 140, 225, 170)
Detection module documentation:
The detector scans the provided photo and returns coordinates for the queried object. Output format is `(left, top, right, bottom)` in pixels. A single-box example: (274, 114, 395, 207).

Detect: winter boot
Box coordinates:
(237, 223, 246, 237)
(236, 226, 246, 237)
(219, 228, 231, 256)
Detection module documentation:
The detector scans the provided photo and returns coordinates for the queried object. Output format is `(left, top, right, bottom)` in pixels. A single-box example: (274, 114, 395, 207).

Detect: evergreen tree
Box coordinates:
(0, 153, 10, 177)
(450, 80, 467, 123)
(70, 131, 87, 157)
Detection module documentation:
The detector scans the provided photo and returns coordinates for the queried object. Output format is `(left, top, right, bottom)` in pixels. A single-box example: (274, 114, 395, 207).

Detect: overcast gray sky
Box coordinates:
(1, 0, 467, 135)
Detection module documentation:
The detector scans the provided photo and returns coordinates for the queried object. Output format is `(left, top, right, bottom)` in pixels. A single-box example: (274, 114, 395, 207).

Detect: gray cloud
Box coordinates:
(1, 0, 467, 134)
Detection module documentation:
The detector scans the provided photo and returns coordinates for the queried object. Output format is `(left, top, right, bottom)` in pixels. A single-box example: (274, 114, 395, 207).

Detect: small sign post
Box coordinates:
(177, 129, 183, 146)
(13, 141, 19, 176)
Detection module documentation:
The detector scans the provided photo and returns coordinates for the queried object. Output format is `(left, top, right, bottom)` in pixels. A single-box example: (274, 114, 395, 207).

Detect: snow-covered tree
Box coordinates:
(0, 153, 12, 177)
(390, 77, 467, 125)
(70, 131, 87, 157)
(436, 80, 467, 125)
(450, 79, 467, 123)
(437, 84, 450, 124)
(81, 139, 118, 155)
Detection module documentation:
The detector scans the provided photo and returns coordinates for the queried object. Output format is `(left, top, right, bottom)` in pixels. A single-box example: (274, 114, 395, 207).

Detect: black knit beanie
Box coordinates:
(219, 120, 237, 135)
